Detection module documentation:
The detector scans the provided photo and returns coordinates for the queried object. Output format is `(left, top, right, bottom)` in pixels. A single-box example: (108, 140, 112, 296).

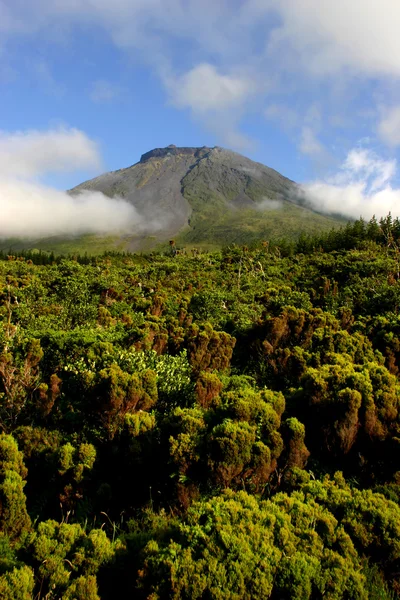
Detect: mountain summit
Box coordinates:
(69, 145, 343, 251)
(139, 144, 210, 162)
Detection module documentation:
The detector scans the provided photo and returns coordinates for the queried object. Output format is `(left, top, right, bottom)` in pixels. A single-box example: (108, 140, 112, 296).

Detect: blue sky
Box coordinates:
(1, 0, 400, 236)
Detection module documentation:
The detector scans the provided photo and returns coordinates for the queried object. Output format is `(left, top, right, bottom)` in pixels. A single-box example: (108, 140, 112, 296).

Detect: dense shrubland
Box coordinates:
(0, 216, 400, 598)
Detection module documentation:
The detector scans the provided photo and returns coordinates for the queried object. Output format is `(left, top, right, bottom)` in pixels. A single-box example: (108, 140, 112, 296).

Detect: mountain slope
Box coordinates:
(68, 145, 345, 251)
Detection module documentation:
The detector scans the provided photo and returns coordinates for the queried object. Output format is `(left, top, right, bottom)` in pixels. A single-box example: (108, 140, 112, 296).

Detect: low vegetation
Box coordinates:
(0, 215, 399, 598)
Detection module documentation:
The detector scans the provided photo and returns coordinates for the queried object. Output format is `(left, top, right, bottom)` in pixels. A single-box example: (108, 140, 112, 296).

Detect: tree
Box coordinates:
(0, 434, 31, 541)
(136, 489, 367, 599)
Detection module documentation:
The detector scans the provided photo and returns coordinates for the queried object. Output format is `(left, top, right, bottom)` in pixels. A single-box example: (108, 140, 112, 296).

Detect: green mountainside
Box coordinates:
(2, 145, 346, 254)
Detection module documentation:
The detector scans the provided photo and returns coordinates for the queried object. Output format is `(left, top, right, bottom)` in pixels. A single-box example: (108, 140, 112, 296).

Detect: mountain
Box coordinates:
(68, 144, 345, 252)
(3, 146, 346, 255)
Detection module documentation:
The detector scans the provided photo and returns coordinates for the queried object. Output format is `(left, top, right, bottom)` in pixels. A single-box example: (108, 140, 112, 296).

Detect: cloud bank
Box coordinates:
(0, 179, 143, 237)
(299, 148, 400, 220)
(0, 126, 142, 238)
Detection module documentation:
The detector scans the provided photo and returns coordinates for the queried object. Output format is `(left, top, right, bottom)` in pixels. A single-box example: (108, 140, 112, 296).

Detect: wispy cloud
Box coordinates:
(32, 60, 65, 96)
(378, 106, 400, 147)
(299, 127, 325, 158)
(258, 197, 283, 211)
(264, 104, 299, 131)
(90, 79, 121, 103)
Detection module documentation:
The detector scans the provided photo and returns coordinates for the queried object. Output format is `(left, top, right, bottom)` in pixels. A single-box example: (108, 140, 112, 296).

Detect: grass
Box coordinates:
(0, 234, 129, 256)
(177, 202, 346, 248)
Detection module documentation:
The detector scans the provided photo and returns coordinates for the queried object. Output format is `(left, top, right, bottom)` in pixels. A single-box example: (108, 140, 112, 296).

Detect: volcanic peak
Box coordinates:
(139, 144, 213, 163)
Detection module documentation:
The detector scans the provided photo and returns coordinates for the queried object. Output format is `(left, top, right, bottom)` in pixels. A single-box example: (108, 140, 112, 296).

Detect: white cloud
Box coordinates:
(0, 126, 143, 238)
(169, 63, 252, 113)
(211, 122, 254, 153)
(378, 106, 400, 147)
(342, 149, 396, 191)
(299, 147, 400, 220)
(165, 63, 255, 150)
(328, 114, 350, 128)
(299, 127, 324, 157)
(0, 2, 21, 33)
(258, 197, 283, 210)
(264, 104, 298, 130)
(0, 179, 142, 237)
(268, 0, 400, 78)
(8, 0, 400, 81)
(3, 1, 400, 84)
(0, 127, 101, 179)
(90, 80, 121, 103)
(304, 103, 322, 127)
(32, 60, 65, 96)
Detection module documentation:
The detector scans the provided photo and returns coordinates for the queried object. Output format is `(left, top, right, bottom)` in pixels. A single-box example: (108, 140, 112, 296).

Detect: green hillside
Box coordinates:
(177, 202, 346, 247)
